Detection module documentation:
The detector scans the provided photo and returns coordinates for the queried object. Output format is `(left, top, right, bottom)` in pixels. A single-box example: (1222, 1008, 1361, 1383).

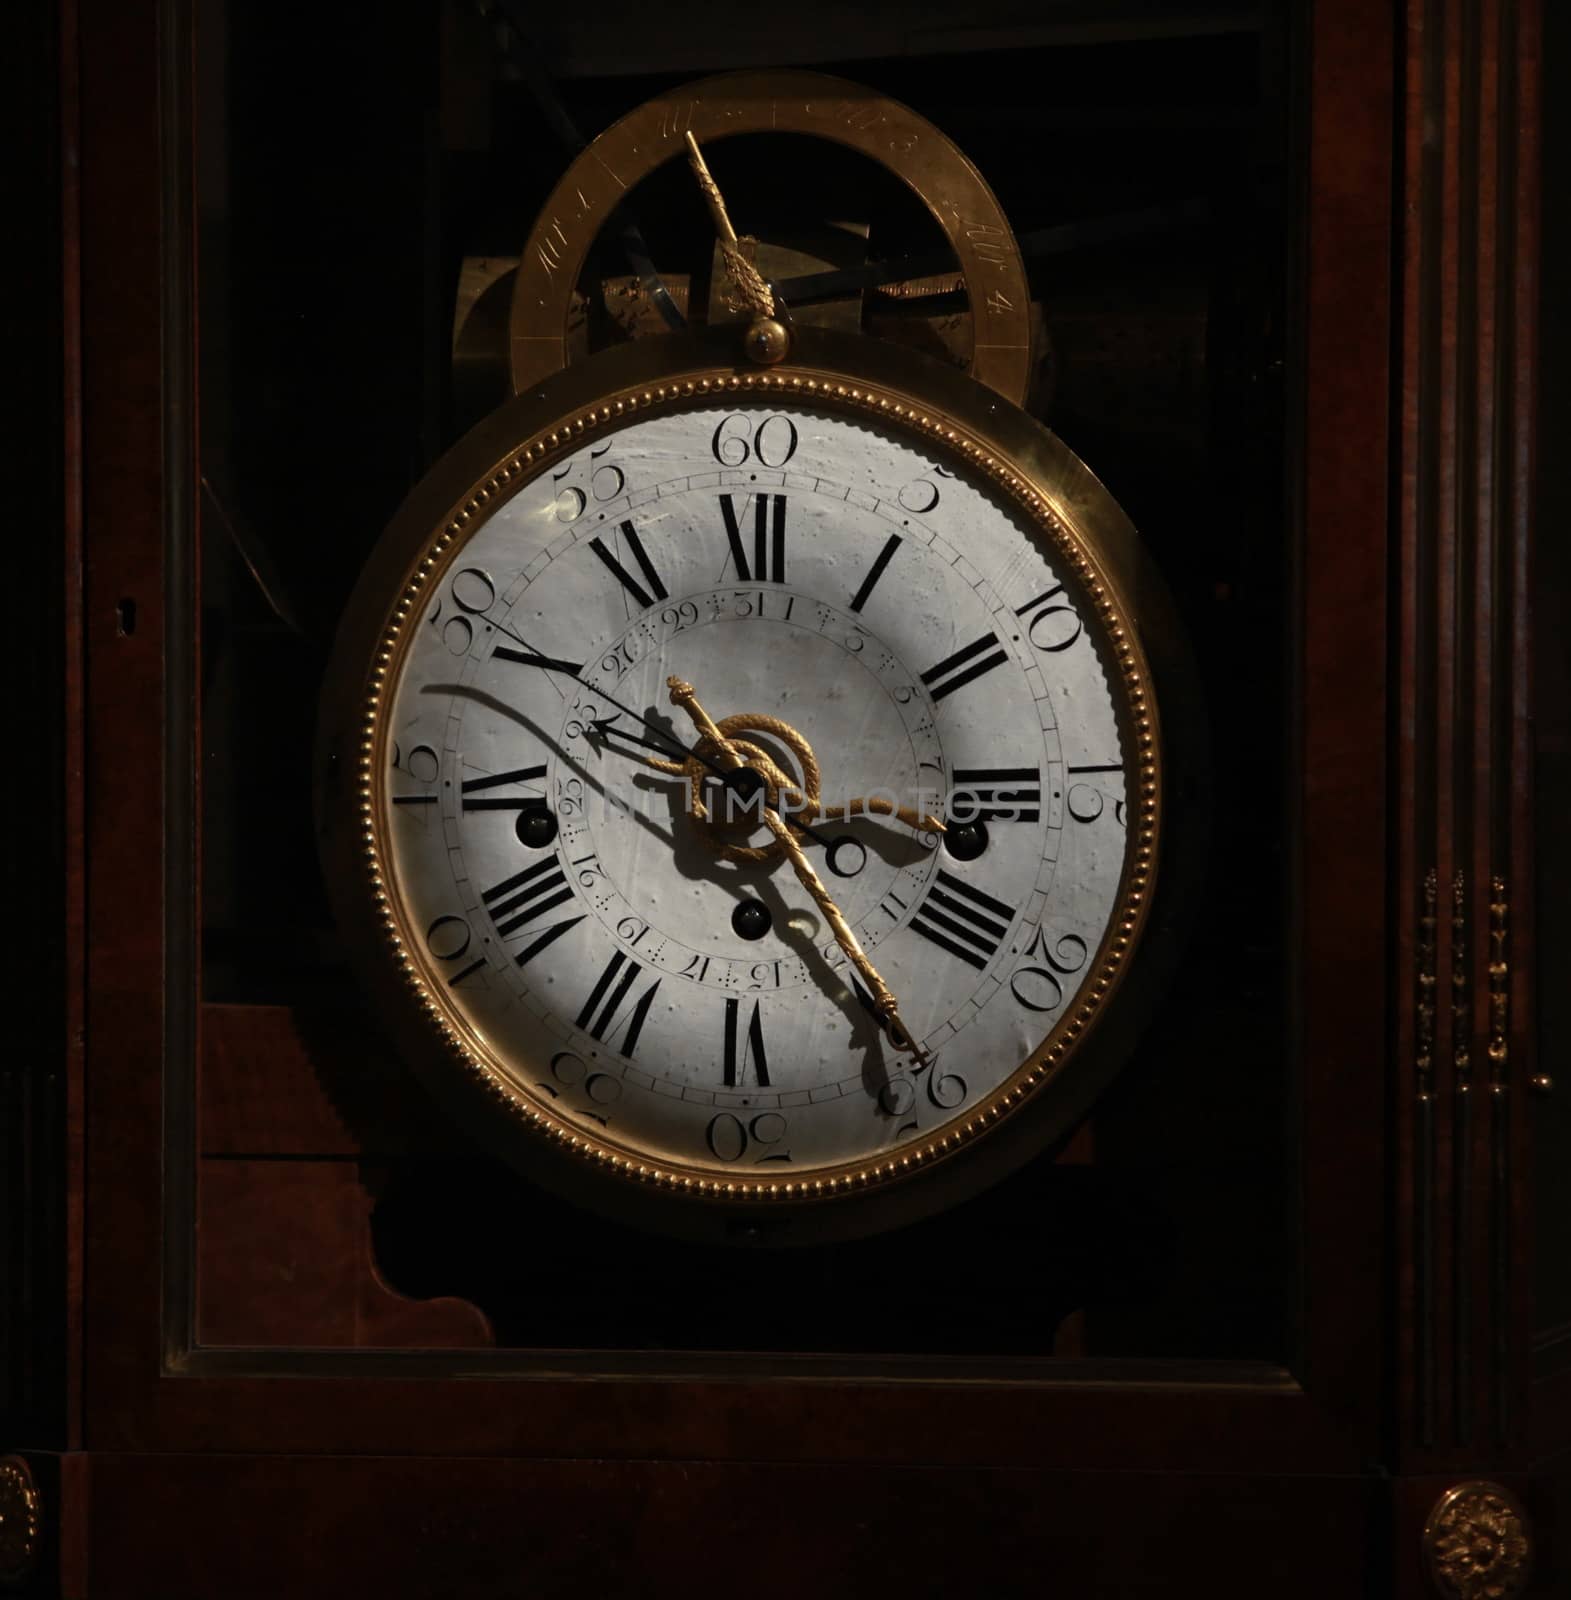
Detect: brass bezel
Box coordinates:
(319, 327, 1176, 1238)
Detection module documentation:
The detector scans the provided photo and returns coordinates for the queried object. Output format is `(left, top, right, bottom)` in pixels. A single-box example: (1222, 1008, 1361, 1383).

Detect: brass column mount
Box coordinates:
(0, 1455, 41, 1588)
(1417, 868, 1438, 1100)
(1422, 1480, 1533, 1600)
(1487, 879, 1509, 1091)
(1452, 872, 1471, 1093)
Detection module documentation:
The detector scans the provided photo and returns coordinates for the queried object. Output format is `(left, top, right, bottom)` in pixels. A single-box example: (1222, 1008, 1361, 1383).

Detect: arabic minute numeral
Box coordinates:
(896, 478, 940, 514)
(424, 915, 486, 987)
(542, 1049, 623, 1128)
(1015, 583, 1085, 653)
(1066, 764, 1127, 827)
(425, 567, 496, 655)
(1010, 927, 1089, 1013)
(707, 1111, 790, 1163)
(551, 441, 623, 523)
(710, 412, 799, 468)
(390, 741, 440, 809)
(880, 1054, 968, 1132)
(918, 1055, 968, 1110)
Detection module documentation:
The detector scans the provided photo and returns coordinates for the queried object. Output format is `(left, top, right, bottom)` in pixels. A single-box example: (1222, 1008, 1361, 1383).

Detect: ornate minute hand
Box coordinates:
(666, 676, 931, 1066)
(583, 714, 685, 764)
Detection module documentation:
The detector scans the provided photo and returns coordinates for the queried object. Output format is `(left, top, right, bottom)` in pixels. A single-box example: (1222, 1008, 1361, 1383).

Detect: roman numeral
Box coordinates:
(494, 644, 585, 677)
(575, 951, 660, 1058)
(722, 998, 770, 1087)
(848, 533, 902, 613)
(950, 767, 1042, 824)
(910, 870, 1016, 970)
(460, 764, 547, 811)
(719, 493, 786, 582)
(589, 520, 668, 611)
(876, 889, 909, 924)
(919, 631, 1010, 703)
(480, 855, 576, 938)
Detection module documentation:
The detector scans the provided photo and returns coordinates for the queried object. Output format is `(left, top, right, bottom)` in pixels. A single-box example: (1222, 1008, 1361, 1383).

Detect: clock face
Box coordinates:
(344, 369, 1159, 1212)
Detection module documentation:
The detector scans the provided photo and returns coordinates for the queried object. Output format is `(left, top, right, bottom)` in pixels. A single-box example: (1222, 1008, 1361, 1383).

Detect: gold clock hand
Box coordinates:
(814, 794, 947, 837)
(644, 688, 941, 843)
(763, 806, 933, 1067)
(683, 131, 777, 321)
(666, 675, 932, 1066)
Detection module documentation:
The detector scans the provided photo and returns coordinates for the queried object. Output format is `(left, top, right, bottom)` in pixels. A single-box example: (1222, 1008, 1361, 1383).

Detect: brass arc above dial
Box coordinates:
(509, 69, 1034, 405)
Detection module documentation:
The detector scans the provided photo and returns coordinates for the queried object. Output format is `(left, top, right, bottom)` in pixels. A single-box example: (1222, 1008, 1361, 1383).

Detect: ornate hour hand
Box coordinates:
(595, 700, 943, 847)
(490, 618, 839, 849)
(666, 675, 931, 1066)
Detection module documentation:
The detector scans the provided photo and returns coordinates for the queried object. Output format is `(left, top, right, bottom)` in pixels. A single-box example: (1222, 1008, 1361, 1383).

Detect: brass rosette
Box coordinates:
(1423, 1480, 1533, 1600)
(509, 69, 1034, 405)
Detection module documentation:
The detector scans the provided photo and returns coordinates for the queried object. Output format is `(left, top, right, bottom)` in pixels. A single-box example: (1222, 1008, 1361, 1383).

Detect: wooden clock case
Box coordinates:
(6, 1, 1570, 1594)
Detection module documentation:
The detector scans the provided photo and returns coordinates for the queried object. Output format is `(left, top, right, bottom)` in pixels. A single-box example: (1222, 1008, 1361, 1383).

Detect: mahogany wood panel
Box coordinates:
(71, 0, 1395, 1483)
(195, 1158, 492, 1348)
(50, 0, 1567, 1590)
(1296, 0, 1395, 1449)
(1393, 0, 1543, 1474)
(77, 0, 173, 1453)
(59, 0, 87, 1461)
(198, 1002, 461, 1158)
(4, 0, 85, 1461)
(81, 1454, 1380, 1600)
(197, 999, 1094, 1163)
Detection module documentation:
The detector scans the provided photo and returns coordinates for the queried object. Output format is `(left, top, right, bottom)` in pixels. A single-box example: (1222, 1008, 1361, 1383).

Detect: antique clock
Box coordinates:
(316, 74, 1199, 1241)
(22, 2, 1567, 1595)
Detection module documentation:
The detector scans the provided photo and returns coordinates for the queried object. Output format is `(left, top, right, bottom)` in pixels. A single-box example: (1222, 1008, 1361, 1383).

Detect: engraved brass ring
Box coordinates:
(510, 70, 1033, 404)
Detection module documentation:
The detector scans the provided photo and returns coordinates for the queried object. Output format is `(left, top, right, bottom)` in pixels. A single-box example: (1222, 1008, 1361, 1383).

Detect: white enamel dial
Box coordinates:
(377, 400, 1134, 1181)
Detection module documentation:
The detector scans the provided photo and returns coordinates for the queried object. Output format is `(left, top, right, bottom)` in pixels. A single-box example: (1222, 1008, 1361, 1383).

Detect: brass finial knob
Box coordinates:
(744, 317, 791, 365)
